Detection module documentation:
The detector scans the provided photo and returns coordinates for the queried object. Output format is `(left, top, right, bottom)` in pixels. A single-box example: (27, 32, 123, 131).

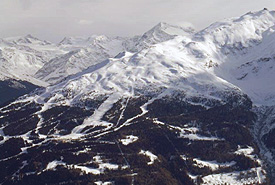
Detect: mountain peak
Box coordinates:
(154, 22, 170, 28)
(150, 22, 194, 35)
(4, 34, 52, 45)
(59, 35, 109, 46)
(24, 34, 39, 40)
(194, 8, 275, 50)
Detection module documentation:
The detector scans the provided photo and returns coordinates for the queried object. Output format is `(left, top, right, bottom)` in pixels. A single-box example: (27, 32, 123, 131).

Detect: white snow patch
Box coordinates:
(46, 156, 119, 175)
(193, 158, 236, 171)
(188, 173, 198, 183)
(139, 150, 159, 165)
(74, 165, 101, 175)
(235, 145, 254, 156)
(180, 155, 188, 161)
(180, 132, 220, 141)
(179, 127, 221, 141)
(120, 135, 138, 145)
(0, 126, 5, 136)
(234, 146, 261, 164)
(46, 160, 66, 171)
(93, 155, 119, 171)
(71, 93, 121, 134)
(201, 167, 266, 185)
(153, 119, 221, 141)
(94, 181, 113, 185)
(75, 148, 91, 155)
(121, 165, 130, 170)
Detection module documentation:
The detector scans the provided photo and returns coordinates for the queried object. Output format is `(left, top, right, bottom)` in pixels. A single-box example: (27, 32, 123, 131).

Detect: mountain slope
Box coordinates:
(0, 79, 39, 106)
(1, 9, 275, 184)
(0, 35, 63, 86)
(130, 22, 194, 52)
(34, 48, 111, 84)
(0, 35, 63, 104)
(36, 23, 194, 85)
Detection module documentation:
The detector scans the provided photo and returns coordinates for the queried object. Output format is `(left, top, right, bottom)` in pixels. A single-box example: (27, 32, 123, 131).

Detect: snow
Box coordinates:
(46, 160, 66, 171)
(45, 161, 102, 175)
(180, 155, 188, 161)
(60, 155, 120, 175)
(45, 156, 119, 175)
(193, 158, 236, 171)
(1, 10, 275, 106)
(71, 161, 118, 175)
(0, 21, 195, 87)
(120, 135, 138, 145)
(188, 173, 198, 182)
(75, 148, 91, 155)
(93, 155, 119, 171)
(179, 127, 221, 141)
(209, 10, 275, 105)
(0, 126, 5, 136)
(73, 165, 101, 175)
(201, 167, 266, 185)
(71, 93, 121, 134)
(5, 34, 52, 46)
(26, 19, 254, 112)
(1, 13, 275, 172)
(35, 47, 113, 85)
(5, 10, 275, 106)
(132, 22, 194, 52)
(235, 146, 254, 156)
(234, 145, 262, 165)
(139, 150, 158, 165)
(94, 181, 113, 185)
(34, 23, 193, 84)
(1, 9, 275, 184)
(153, 119, 222, 141)
(0, 35, 62, 86)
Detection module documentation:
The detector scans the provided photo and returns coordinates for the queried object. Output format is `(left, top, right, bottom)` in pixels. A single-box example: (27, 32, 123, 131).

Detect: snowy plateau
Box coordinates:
(1, 9, 275, 185)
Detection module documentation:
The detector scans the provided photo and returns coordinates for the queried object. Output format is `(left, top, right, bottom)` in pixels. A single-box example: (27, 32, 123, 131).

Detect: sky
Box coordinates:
(0, 0, 274, 42)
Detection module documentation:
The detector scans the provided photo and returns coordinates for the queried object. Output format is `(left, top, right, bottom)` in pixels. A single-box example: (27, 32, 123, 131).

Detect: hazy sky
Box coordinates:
(0, 0, 274, 42)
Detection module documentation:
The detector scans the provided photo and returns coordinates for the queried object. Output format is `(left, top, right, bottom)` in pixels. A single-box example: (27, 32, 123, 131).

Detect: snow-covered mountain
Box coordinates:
(2, 9, 275, 184)
(0, 35, 65, 104)
(58, 35, 127, 53)
(0, 35, 62, 86)
(0, 23, 194, 105)
(6, 34, 52, 46)
(29, 9, 275, 106)
(131, 22, 194, 52)
(36, 35, 128, 84)
(34, 23, 194, 85)
(0, 23, 195, 86)
(198, 9, 275, 105)
(34, 48, 110, 84)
